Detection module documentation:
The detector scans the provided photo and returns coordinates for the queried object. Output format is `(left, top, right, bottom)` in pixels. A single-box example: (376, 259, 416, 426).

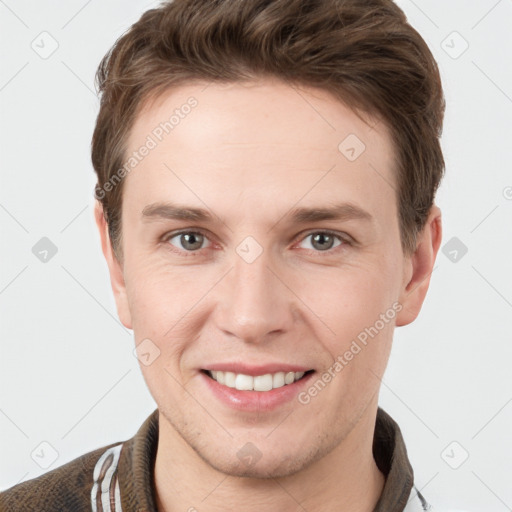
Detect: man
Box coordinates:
(1, 0, 446, 510)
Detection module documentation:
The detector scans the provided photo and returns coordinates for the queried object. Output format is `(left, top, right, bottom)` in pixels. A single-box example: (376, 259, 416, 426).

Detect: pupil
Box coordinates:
(182, 233, 202, 250)
(313, 233, 332, 251)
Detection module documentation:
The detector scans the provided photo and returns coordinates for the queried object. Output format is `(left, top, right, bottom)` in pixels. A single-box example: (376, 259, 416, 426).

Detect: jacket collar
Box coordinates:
(117, 407, 414, 511)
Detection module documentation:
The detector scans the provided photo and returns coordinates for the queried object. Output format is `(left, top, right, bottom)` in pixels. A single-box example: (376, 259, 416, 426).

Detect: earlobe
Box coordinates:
(94, 201, 133, 330)
(395, 205, 442, 327)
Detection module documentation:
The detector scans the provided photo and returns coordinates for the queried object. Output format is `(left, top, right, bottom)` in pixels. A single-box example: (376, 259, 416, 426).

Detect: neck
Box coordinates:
(154, 405, 385, 512)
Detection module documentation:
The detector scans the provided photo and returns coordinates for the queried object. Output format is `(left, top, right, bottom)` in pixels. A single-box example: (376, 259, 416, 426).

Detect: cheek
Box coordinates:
(127, 267, 195, 397)
(299, 259, 399, 331)
(124, 255, 192, 332)
(124, 259, 216, 370)
(298, 261, 399, 389)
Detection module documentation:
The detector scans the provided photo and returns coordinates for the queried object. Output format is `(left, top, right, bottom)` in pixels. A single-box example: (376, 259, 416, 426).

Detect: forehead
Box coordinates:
(123, 79, 397, 224)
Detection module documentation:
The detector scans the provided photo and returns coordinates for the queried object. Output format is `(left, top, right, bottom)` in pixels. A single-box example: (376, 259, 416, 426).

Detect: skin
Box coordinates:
(95, 78, 442, 512)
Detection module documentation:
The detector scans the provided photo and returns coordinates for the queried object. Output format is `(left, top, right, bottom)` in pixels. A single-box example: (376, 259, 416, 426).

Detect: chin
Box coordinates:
(204, 455, 308, 480)
(195, 439, 328, 480)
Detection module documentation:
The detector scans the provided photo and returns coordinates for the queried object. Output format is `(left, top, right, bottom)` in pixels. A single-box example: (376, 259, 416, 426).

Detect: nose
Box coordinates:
(213, 249, 296, 344)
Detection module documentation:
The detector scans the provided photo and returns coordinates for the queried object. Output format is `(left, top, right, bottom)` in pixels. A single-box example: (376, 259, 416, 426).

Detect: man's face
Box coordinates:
(109, 79, 415, 477)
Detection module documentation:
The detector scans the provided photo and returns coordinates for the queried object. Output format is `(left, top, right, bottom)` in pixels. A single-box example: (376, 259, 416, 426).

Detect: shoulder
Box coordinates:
(0, 441, 123, 512)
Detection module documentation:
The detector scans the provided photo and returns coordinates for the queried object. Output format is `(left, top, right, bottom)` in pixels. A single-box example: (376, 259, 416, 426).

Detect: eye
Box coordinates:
(165, 231, 211, 252)
(297, 231, 347, 252)
(162, 229, 351, 256)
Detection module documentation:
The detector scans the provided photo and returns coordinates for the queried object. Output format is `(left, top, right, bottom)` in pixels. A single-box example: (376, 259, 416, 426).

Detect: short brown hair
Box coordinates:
(91, 0, 445, 260)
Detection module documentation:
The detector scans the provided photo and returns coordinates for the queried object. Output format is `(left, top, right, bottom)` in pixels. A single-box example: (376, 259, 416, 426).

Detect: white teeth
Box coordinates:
(272, 372, 285, 388)
(254, 374, 273, 391)
(235, 374, 253, 391)
(208, 369, 309, 391)
(284, 372, 295, 385)
(224, 371, 236, 388)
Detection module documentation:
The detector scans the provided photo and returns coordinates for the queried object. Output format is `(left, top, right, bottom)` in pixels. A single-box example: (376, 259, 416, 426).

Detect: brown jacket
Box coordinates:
(0, 407, 431, 511)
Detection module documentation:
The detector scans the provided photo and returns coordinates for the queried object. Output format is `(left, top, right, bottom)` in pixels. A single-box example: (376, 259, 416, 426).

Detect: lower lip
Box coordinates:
(200, 371, 315, 412)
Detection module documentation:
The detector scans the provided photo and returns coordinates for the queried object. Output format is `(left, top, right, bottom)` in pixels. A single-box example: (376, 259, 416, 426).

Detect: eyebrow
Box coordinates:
(141, 201, 374, 225)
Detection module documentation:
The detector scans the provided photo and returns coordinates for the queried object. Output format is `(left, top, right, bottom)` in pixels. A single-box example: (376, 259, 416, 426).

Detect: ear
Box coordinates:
(395, 204, 442, 327)
(94, 200, 133, 329)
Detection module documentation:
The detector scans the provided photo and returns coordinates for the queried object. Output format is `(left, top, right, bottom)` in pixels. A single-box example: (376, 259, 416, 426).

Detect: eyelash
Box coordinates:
(161, 229, 353, 257)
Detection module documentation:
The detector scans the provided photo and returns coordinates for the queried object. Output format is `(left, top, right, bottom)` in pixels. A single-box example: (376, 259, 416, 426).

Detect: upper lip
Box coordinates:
(202, 363, 313, 376)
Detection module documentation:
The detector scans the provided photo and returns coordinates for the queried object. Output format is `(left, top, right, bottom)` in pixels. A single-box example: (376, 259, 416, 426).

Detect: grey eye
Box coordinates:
(299, 232, 342, 252)
(168, 232, 207, 251)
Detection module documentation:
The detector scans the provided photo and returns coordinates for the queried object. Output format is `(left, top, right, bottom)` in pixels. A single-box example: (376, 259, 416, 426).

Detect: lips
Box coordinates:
(198, 361, 316, 411)
(200, 366, 316, 412)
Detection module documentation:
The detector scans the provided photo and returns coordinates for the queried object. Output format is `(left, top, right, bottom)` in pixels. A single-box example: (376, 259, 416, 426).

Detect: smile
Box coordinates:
(205, 369, 314, 392)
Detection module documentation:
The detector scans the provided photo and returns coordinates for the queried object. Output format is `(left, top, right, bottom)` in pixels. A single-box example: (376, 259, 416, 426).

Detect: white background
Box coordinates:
(1, 1, 511, 510)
